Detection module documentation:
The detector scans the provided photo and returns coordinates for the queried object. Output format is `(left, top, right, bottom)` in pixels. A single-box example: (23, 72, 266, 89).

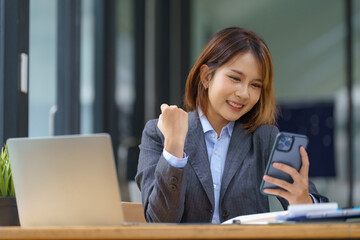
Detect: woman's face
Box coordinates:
(205, 52, 263, 130)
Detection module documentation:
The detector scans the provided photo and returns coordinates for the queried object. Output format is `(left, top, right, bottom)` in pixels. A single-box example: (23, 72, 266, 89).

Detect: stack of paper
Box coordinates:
(281, 202, 360, 222)
(223, 203, 360, 224)
(222, 210, 288, 225)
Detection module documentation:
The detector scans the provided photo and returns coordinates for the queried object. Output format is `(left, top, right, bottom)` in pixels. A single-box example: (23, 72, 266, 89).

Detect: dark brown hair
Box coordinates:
(184, 27, 276, 132)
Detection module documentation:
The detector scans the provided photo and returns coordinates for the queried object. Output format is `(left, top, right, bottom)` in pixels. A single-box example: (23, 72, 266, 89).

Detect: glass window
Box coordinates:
(354, 0, 360, 207)
(115, 0, 135, 201)
(116, 0, 135, 141)
(29, 0, 57, 137)
(80, 0, 95, 134)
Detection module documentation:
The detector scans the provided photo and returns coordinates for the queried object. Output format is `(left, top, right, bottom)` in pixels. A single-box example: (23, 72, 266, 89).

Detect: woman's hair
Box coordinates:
(184, 27, 276, 132)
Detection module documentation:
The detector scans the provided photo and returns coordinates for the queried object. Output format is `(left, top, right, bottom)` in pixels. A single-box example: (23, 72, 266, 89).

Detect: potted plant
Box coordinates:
(0, 145, 20, 226)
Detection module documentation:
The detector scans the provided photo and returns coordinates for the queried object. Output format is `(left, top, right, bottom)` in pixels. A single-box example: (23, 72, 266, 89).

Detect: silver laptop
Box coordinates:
(7, 133, 124, 227)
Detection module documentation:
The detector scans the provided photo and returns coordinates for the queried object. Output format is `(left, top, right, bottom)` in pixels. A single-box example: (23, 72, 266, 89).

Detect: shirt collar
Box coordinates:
(198, 108, 235, 137)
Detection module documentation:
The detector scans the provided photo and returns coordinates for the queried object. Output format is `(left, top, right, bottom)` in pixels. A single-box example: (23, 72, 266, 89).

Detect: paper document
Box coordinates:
(287, 202, 338, 218)
(222, 202, 346, 224)
(280, 203, 360, 222)
(222, 210, 288, 225)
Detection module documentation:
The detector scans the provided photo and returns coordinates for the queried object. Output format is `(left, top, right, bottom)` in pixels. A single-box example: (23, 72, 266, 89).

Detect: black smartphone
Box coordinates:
(260, 132, 309, 195)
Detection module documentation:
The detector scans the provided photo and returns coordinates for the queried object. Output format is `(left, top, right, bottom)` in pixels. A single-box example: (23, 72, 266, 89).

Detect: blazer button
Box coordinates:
(169, 184, 177, 191)
(170, 176, 178, 184)
(222, 211, 229, 218)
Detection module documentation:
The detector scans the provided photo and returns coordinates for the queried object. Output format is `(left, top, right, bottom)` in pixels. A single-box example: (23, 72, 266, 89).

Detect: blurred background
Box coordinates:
(1, 0, 359, 210)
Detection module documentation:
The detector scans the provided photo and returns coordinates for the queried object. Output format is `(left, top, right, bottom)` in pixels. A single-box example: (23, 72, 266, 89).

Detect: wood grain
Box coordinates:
(0, 223, 359, 240)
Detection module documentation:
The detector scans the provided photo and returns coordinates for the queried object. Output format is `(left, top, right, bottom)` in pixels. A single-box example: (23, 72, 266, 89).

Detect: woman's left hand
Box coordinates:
(262, 146, 313, 204)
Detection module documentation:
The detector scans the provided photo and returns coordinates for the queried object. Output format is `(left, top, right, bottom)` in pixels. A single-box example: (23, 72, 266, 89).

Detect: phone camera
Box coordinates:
(277, 135, 293, 151)
(277, 143, 285, 150)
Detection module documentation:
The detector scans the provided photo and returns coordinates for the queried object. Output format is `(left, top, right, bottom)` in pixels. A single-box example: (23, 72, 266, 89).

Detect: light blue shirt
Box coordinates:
(198, 110, 234, 224)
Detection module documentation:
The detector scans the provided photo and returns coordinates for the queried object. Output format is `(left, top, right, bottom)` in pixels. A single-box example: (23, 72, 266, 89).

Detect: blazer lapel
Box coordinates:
(220, 122, 252, 201)
(185, 111, 215, 209)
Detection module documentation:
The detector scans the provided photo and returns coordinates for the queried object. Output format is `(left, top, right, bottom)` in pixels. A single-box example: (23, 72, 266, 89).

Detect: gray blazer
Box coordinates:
(135, 111, 328, 223)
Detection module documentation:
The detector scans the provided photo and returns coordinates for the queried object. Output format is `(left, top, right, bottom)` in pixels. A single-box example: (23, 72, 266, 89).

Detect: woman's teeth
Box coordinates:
(228, 101, 243, 109)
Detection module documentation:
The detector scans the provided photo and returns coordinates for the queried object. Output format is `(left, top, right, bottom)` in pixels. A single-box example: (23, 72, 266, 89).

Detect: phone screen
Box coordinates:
(260, 132, 308, 194)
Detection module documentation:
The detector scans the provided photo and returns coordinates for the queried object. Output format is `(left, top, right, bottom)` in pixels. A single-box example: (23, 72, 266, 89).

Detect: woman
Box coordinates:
(135, 27, 328, 223)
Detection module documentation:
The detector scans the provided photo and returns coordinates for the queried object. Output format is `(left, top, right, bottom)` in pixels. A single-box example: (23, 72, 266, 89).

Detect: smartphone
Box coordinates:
(260, 132, 309, 195)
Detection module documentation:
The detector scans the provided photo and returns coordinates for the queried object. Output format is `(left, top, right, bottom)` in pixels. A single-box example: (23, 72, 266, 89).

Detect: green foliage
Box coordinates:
(0, 145, 15, 197)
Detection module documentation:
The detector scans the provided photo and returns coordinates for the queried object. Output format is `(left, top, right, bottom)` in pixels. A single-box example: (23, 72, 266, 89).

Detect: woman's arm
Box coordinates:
(135, 105, 189, 223)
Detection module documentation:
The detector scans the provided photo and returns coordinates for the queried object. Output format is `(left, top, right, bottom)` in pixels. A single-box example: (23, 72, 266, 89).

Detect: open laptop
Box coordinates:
(7, 133, 125, 227)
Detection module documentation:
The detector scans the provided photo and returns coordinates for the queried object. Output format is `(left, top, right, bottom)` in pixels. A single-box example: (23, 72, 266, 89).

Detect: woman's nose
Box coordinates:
(235, 85, 250, 99)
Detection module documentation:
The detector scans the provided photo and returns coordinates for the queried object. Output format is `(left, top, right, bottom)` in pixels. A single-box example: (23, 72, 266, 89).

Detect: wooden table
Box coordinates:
(0, 223, 359, 240)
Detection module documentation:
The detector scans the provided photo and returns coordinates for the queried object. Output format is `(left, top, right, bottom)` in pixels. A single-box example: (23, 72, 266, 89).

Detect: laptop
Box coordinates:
(7, 133, 125, 227)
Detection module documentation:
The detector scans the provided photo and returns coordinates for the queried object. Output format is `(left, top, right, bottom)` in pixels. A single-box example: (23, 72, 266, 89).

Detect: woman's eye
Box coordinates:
(252, 83, 263, 88)
(228, 75, 240, 81)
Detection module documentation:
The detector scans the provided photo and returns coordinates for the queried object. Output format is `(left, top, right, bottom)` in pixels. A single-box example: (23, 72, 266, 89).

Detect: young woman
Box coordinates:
(135, 27, 328, 224)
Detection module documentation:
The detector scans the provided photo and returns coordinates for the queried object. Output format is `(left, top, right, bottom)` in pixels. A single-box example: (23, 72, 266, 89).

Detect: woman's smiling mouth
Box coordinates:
(227, 100, 244, 111)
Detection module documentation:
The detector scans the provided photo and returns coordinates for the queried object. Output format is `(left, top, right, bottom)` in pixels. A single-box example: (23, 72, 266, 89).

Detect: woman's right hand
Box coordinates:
(157, 104, 188, 158)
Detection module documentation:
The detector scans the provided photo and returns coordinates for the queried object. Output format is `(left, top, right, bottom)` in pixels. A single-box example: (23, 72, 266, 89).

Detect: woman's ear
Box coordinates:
(200, 64, 211, 89)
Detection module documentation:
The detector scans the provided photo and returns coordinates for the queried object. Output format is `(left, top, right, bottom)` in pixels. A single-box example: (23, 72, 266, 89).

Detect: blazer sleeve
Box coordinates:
(135, 119, 188, 223)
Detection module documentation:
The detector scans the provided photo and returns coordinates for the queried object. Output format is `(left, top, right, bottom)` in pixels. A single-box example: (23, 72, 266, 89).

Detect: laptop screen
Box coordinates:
(7, 133, 124, 226)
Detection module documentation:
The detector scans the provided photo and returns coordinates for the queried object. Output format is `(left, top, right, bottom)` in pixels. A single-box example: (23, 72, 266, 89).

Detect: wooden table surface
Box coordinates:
(0, 223, 359, 240)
